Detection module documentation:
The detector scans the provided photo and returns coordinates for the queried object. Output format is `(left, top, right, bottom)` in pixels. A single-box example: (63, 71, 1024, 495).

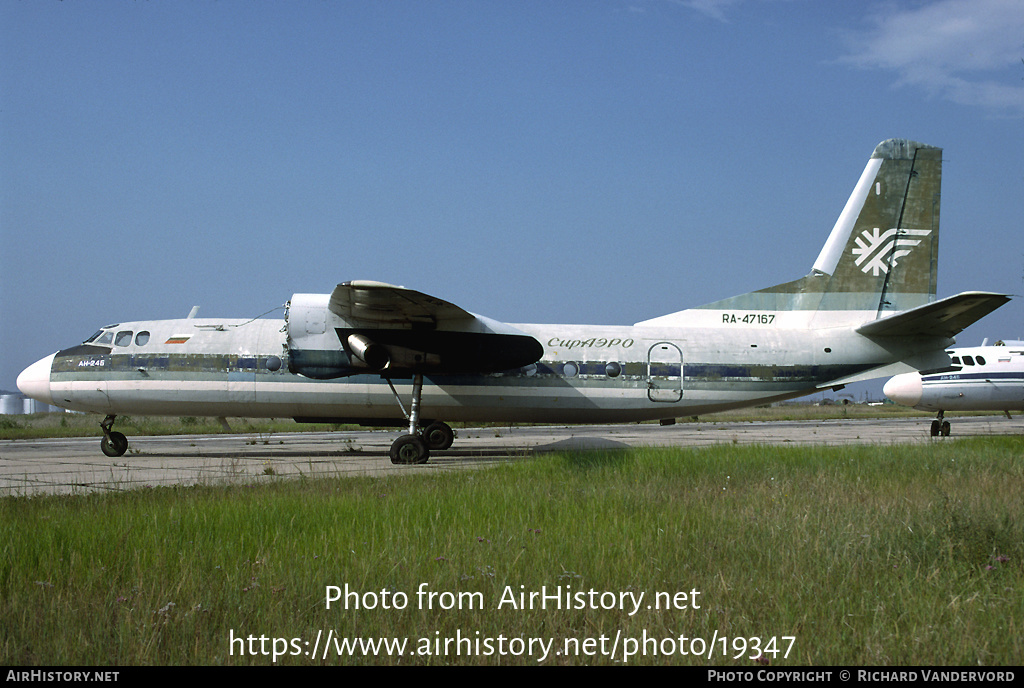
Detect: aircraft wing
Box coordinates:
(856, 292, 1011, 339)
(288, 282, 543, 378)
(328, 281, 474, 326)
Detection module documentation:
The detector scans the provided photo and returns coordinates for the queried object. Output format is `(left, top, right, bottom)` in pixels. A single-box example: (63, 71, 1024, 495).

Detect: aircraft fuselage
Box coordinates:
(26, 314, 944, 426)
(884, 344, 1024, 414)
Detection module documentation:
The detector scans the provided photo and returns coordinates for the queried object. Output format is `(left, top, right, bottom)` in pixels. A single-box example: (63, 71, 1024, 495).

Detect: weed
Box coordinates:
(1, 438, 1022, 664)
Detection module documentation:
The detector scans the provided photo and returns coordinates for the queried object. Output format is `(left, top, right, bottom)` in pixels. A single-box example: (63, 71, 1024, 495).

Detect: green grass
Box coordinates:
(2, 438, 1022, 665)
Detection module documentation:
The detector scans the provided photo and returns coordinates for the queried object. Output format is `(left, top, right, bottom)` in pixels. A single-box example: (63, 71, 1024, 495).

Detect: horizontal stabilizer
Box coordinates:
(329, 281, 473, 326)
(855, 292, 1010, 339)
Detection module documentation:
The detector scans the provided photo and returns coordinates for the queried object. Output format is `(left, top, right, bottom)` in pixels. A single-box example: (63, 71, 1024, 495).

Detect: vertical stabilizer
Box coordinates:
(815, 139, 941, 316)
(636, 139, 943, 328)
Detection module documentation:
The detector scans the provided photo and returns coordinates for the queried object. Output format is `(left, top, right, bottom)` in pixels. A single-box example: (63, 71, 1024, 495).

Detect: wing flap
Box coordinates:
(856, 292, 1010, 339)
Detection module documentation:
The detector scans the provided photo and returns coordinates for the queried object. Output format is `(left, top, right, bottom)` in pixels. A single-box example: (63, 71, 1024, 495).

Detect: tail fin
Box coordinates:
(812, 138, 941, 316)
(637, 139, 942, 328)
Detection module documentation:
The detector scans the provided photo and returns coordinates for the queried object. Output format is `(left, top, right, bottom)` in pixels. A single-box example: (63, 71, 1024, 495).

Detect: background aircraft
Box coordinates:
(18, 139, 1009, 464)
(884, 340, 1024, 435)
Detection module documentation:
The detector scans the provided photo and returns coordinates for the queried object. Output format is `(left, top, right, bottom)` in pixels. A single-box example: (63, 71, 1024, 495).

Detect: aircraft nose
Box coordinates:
(17, 353, 55, 406)
(883, 372, 923, 408)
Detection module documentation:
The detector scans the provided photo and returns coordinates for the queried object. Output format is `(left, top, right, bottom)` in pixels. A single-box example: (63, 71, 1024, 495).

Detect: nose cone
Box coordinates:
(883, 372, 923, 408)
(17, 353, 55, 406)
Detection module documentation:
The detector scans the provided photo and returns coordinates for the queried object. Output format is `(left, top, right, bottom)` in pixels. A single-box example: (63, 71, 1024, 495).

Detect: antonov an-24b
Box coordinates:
(17, 139, 1009, 464)
(884, 340, 1024, 436)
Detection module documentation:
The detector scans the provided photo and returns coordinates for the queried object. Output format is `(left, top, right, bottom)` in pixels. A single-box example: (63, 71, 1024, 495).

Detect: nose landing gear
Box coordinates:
(930, 411, 951, 437)
(100, 414, 129, 457)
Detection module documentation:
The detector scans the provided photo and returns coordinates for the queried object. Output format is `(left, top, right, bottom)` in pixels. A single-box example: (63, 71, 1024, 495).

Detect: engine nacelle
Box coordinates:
(285, 293, 354, 379)
(346, 333, 390, 371)
(284, 291, 543, 380)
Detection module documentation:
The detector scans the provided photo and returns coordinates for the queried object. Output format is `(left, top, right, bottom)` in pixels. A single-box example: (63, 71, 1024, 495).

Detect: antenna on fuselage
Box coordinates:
(187, 306, 200, 319)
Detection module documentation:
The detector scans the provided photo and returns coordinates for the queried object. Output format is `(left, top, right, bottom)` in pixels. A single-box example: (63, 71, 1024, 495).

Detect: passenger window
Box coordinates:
(135, 331, 150, 346)
(115, 331, 134, 347)
(96, 331, 114, 345)
(962, 355, 975, 366)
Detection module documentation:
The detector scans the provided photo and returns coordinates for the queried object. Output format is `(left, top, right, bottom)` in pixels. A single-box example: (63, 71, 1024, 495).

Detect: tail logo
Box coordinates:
(852, 228, 932, 276)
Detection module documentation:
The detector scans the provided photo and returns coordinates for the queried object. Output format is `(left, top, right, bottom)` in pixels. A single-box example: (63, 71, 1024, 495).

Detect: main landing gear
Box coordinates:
(930, 410, 951, 437)
(386, 373, 455, 465)
(100, 414, 129, 457)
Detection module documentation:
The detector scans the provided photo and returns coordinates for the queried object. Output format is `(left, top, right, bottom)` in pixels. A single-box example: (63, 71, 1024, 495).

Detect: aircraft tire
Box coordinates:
(930, 420, 940, 437)
(390, 435, 429, 465)
(941, 421, 951, 436)
(423, 421, 455, 451)
(101, 432, 129, 457)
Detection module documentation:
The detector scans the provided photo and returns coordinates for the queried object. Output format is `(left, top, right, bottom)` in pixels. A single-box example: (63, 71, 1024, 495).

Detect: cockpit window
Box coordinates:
(115, 331, 134, 347)
(84, 330, 104, 344)
(135, 331, 150, 346)
(962, 355, 975, 366)
(976, 355, 986, 366)
(95, 331, 114, 346)
(951, 356, 961, 365)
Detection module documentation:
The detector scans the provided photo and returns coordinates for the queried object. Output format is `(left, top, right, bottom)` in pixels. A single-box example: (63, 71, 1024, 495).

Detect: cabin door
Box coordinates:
(647, 342, 683, 402)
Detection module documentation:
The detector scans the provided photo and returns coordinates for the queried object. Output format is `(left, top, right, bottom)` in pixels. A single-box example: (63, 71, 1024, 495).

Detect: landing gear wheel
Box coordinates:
(941, 421, 950, 436)
(390, 435, 429, 465)
(422, 421, 455, 451)
(930, 420, 940, 437)
(101, 431, 129, 457)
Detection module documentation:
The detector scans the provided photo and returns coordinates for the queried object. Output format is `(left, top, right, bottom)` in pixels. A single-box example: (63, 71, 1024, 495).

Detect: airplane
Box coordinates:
(17, 138, 1010, 465)
(883, 339, 1024, 436)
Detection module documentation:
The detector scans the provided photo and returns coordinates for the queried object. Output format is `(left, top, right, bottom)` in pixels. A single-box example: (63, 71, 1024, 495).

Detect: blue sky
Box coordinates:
(3, 0, 1023, 397)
